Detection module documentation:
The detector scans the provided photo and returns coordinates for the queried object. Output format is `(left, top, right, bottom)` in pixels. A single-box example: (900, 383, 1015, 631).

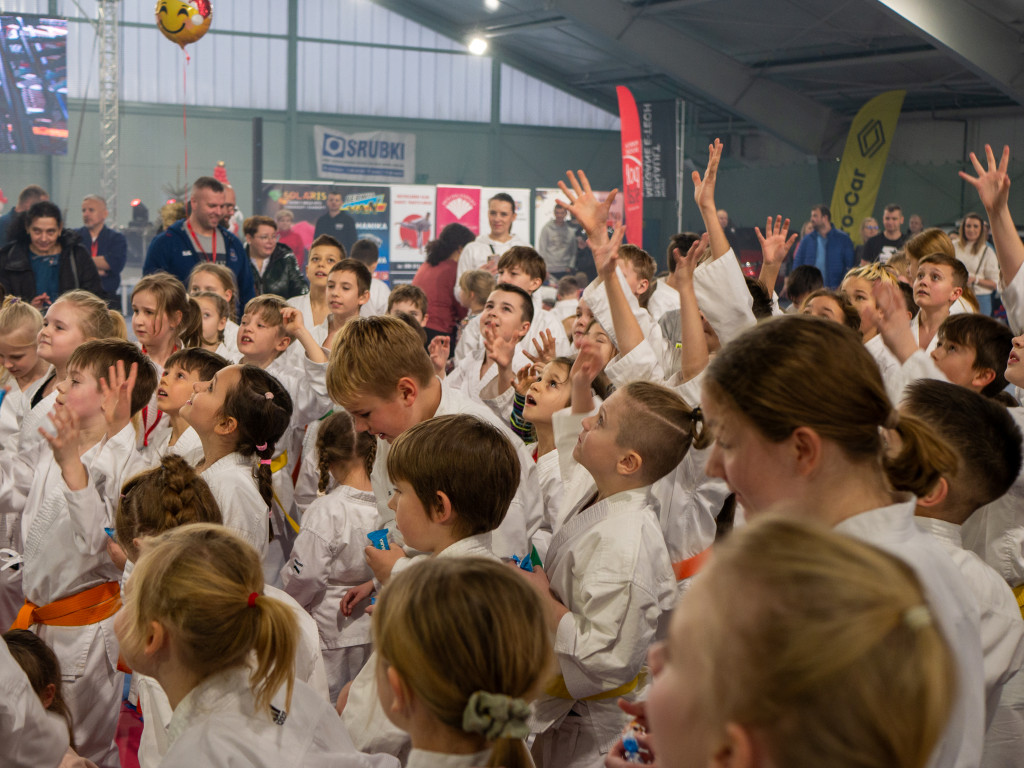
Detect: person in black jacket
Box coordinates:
(0, 201, 102, 307)
(242, 215, 308, 300)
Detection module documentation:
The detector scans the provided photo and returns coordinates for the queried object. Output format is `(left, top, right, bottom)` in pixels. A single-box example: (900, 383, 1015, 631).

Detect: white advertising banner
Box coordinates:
(389, 184, 437, 278)
(314, 125, 416, 183)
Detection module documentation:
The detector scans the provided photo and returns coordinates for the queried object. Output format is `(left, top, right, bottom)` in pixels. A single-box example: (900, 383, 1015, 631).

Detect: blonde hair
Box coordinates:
(0, 296, 43, 339)
(54, 289, 126, 340)
(188, 262, 238, 320)
(616, 381, 709, 484)
(905, 228, 954, 264)
(705, 315, 957, 498)
(458, 269, 497, 308)
(132, 272, 202, 348)
(686, 516, 955, 768)
(957, 213, 987, 257)
(315, 411, 377, 495)
(373, 558, 550, 768)
(327, 315, 434, 405)
(843, 262, 902, 288)
(242, 294, 287, 328)
(123, 524, 298, 714)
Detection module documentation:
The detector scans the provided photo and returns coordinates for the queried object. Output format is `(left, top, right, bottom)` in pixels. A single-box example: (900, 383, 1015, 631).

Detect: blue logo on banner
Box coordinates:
(321, 134, 405, 161)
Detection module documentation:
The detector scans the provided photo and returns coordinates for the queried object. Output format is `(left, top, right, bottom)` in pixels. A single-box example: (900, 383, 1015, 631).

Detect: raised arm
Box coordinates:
(557, 170, 618, 271)
(756, 215, 797, 301)
(960, 145, 1024, 285)
(666, 233, 711, 380)
(594, 225, 645, 356)
(693, 139, 730, 259)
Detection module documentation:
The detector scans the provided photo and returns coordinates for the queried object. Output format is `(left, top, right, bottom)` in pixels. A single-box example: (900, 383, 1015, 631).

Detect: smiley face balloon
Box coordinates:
(156, 0, 213, 49)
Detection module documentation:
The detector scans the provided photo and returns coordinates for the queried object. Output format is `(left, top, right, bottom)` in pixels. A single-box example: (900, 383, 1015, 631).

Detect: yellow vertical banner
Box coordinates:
(829, 90, 905, 245)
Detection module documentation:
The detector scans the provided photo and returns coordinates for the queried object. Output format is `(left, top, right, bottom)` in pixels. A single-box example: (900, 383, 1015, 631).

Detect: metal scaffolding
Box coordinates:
(97, 0, 118, 223)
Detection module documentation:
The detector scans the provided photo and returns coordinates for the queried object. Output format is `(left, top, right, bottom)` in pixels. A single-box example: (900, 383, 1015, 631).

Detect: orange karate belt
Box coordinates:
(672, 546, 711, 582)
(10, 581, 121, 632)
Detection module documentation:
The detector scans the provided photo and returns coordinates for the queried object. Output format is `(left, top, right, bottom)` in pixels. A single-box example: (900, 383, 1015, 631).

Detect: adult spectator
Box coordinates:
(454, 192, 530, 291)
(909, 213, 924, 236)
(853, 217, 879, 264)
(243, 215, 307, 300)
(220, 184, 244, 238)
(413, 223, 475, 345)
(859, 203, 906, 265)
(792, 205, 854, 289)
(76, 194, 127, 310)
(144, 176, 255, 306)
(0, 200, 101, 306)
(275, 209, 306, 269)
(954, 212, 999, 316)
(0, 185, 47, 249)
(314, 188, 358, 256)
(537, 202, 577, 280)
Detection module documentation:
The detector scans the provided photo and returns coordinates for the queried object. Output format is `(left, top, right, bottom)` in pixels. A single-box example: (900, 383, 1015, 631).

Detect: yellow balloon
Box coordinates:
(155, 0, 212, 48)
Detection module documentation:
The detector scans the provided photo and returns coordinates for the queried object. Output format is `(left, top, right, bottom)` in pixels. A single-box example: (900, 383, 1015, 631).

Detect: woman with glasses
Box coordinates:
(242, 215, 308, 300)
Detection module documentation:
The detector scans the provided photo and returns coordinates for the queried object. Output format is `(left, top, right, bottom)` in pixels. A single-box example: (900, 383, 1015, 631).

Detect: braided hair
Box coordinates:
(315, 411, 377, 495)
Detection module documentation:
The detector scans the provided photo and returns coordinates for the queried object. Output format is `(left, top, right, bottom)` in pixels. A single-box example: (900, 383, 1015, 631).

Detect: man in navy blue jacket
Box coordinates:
(143, 176, 255, 307)
(792, 205, 855, 289)
(76, 194, 127, 309)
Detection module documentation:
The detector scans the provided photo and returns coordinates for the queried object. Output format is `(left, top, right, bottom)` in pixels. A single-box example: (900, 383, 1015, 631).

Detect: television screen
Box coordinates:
(0, 14, 67, 155)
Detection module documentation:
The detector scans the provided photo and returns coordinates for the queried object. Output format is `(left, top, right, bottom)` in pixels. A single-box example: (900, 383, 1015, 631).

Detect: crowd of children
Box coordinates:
(3, 141, 1024, 768)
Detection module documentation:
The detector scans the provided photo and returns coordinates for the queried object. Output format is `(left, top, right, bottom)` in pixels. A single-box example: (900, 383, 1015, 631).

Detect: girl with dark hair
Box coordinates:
(412, 223, 476, 346)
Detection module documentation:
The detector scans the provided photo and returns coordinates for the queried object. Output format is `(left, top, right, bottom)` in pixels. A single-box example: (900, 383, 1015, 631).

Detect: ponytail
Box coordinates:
(178, 295, 204, 349)
(487, 739, 533, 768)
(883, 412, 958, 498)
(249, 591, 298, 714)
(314, 411, 376, 495)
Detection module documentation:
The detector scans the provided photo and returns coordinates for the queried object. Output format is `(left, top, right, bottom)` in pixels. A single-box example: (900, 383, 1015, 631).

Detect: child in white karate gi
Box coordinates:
(187, 262, 240, 359)
(374, 557, 549, 768)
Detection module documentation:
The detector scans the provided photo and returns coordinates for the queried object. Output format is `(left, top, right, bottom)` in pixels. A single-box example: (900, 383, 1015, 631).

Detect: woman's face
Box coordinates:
(963, 217, 982, 244)
(28, 216, 60, 254)
(249, 225, 278, 258)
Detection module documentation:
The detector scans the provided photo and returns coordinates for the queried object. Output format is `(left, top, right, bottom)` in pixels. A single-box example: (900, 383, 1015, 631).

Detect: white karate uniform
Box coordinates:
(293, 415, 335, 517)
(446, 348, 531, 404)
(280, 485, 377, 703)
(531, 415, 676, 768)
(154, 666, 398, 768)
(405, 749, 493, 768)
(139, 425, 204, 469)
(1, 636, 70, 768)
(222, 319, 241, 358)
(0, 369, 49, 452)
(286, 294, 316, 334)
(454, 233, 531, 297)
(342, 534, 499, 762)
(367, 381, 544, 562)
(645, 278, 679, 322)
(5, 424, 140, 766)
(453, 313, 483, 366)
(201, 452, 269, 557)
(911, 314, 943, 355)
(865, 333, 904, 406)
(17, 386, 57, 454)
(836, 501, 986, 768)
(552, 297, 578, 324)
(360, 278, 390, 318)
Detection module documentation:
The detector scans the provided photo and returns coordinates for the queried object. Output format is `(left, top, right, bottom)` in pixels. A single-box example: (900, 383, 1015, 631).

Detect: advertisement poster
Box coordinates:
(436, 186, 481, 235)
(313, 126, 416, 184)
(389, 184, 437, 281)
(479, 187, 532, 243)
(261, 181, 392, 280)
(639, 100, 678, 199)
(534, 187, 624, 278)
(616, 85, 644, 249)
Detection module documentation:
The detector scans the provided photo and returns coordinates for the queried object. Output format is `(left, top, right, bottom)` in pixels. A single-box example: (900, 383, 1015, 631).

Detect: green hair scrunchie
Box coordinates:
(462, 690, 532, 741)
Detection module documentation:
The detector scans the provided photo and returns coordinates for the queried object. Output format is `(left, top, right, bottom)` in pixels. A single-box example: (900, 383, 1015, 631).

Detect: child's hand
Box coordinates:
(605, 731, 657, 768)
(100, 360, 138, 436)
(692, 139, 723, 213)
(960, 144, 1011, 214)
(755, 215, 798, 267)
(428, 336, 450, 375)
(280, 306, 306, 338)
(340, 580, 374, 617)
(511, 564, 569, 632)
(524, 329, 556, 366)
(106, 538, 128, 570)
(31, 293, 50, 310)
(570, 338, 605, 387)
(665, 233, 708, 291)
(483, 323, 517, 371)
(514, 363, 540, 397)
(557, 170, 617, 242)
(592, 223, 626, 283)
(364, 544, 407, 585)
(872, 280, 916, 363)
(42, 405, 89, 491)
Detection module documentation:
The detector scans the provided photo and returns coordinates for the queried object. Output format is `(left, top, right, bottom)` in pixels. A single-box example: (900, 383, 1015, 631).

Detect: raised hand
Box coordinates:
(665, 233, 709, 291)
(872, 280, 916, 363)
(570, 338, 605, 388)
(592, 223, 627, 283)
(427, 335, 450, 375)
(99, 360, 138, 436)
(755, 215, 798, 267)
(514, 362, 540, 396)
(523, 329, 556, 366)
(960, 144, 1011, 214)
(557, 169, 618, 240)
(482, 322, 517, 371)
(279, 306, 306, 339)
(692, 139, 723, 213)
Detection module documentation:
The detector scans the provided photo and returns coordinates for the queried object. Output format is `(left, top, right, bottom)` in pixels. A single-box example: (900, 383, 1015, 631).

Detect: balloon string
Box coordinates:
(183, 51, 190, 182)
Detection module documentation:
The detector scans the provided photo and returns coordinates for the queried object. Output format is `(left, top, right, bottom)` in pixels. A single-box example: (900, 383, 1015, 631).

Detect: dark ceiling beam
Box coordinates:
(484, 18, 568, 37)
(757, 46, 939, 75)
(549, 0, 838, 153)
(872, 0, 1024, 107)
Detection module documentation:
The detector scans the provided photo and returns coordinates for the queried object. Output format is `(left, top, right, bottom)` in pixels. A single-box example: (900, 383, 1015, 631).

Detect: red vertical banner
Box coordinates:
(616, 85, 643, 249)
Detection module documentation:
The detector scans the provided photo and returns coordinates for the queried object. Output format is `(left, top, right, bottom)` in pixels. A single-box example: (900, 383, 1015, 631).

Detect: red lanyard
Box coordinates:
(90, 239, 98, 259)
(139, 345, 179, 447)
(186, 220, 217, 262)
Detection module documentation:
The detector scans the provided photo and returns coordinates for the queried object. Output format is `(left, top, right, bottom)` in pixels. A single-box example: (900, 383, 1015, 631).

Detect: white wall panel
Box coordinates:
(298, 0, 458, 51)
(500, 64, 619, 130)
(298, 41, 490, 122)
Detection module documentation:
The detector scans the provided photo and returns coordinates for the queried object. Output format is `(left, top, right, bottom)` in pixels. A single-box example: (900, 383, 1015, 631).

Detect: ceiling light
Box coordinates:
(484, 0, 501, 10)
(468, 37, 488, 55)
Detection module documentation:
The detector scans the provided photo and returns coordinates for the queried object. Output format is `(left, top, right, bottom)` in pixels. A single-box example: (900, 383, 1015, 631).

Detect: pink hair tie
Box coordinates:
(255, 442, 268, 452)
(264, 391, 274, 400)
(247, 592, 259, 608)
(260, 459, 272, 466)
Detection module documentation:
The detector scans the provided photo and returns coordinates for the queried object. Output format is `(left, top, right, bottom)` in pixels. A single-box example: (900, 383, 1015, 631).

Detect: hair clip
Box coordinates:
(255, 442, 268, 452)
(903, 604, 932, 630)
(247, 592, 259, 608)
(264, 391, 274, 400)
